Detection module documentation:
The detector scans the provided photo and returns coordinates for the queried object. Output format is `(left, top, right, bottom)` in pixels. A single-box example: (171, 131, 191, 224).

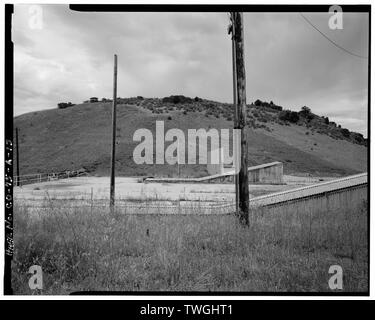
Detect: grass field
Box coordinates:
(12, 199, 368, 294)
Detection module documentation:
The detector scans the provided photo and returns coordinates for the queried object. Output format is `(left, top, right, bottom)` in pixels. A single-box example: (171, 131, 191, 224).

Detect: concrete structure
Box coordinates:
(147, 161, 284, 185)
(250, 172, 367, 207)
(199, 173, 368, 215)
(249, 173, 368, 218)
(247, 162, 283, 184)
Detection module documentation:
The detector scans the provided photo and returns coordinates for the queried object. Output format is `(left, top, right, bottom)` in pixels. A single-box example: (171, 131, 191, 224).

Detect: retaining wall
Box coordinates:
(145, 161, 284, 185)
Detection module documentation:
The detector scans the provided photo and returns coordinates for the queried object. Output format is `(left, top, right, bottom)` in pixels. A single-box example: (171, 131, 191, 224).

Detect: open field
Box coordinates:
(12, 174, 368, 293)
(12, 198, 368, 294)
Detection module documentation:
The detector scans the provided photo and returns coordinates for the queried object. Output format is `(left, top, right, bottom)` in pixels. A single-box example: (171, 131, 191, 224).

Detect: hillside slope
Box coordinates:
(13, 99, 367, 178)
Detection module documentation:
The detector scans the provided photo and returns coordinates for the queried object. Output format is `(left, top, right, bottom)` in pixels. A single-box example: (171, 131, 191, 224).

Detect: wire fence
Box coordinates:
(15, 197, 236, 215)
(13, 170, 236, 214)
(14, 171, 367, 216)
(14, 173, 367, 215)
(14, 170, 89, 186)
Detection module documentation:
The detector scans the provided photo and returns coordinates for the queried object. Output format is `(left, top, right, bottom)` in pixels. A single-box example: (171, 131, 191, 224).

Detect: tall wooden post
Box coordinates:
(229, 13, 239, 217)
(232, 12, 249, 225)
(177, 139, 180, 177)
(110, 54, 118, 212)
(15, 127, 20, 186)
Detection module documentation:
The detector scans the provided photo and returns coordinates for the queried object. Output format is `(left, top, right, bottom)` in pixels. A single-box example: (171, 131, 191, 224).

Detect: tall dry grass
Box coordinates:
(12, 198, 368, 294)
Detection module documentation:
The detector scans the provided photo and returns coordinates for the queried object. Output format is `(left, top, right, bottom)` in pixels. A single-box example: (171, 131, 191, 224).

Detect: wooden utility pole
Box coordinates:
(231, 12, 249, 225)
(110, 54, 118, 211)
(15, 127, 20, 186)
(229, 13, 239, 217)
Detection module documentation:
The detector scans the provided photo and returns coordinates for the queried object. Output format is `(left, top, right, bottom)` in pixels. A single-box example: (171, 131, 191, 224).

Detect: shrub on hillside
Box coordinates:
(254, 99, 282, 111)
(300, 106, 311, 116)
(329, 121, 337, 127)
(278, 110, 299, 123)
(162, 95, 193, 104)
(341, 128, 350, 138)
(352, 132, 365, 144)
(269, 104, 282, 111)
(299, 106, 314, 121)
(57, 102, 75, 109)
(258, 115, 268, 123)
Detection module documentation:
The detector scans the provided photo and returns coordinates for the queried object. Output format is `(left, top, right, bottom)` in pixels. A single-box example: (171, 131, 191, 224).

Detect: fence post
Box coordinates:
(91, 187, 93, 214)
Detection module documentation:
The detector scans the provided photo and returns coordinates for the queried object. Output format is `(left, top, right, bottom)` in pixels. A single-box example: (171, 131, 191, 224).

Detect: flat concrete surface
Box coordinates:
(14, 176, 305, 203)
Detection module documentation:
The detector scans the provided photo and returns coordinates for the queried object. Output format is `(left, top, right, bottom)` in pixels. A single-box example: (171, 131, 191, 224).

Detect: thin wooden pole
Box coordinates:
(91, 187, 93, 214)
(110, 54, 118, 212)
(15, 127, 20, 186)
(230, 13, 240, 217)
(232, 12, 249, 226)
(177, 139, 180, 177)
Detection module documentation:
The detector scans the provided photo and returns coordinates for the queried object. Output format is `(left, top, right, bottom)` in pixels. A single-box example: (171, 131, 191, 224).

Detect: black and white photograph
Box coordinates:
(3, 3, 370, 297)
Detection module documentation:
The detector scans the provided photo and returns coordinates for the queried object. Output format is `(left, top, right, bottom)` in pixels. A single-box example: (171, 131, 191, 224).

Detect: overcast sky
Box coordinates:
(13, 5, 369, 136)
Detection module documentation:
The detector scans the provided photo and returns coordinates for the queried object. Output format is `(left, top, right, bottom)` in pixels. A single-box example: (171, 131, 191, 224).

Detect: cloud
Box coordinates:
(13, 5, 369, 136)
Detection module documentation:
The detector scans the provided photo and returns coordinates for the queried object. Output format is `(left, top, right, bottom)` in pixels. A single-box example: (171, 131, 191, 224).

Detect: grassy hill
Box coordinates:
(13, 96, 368, 178)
